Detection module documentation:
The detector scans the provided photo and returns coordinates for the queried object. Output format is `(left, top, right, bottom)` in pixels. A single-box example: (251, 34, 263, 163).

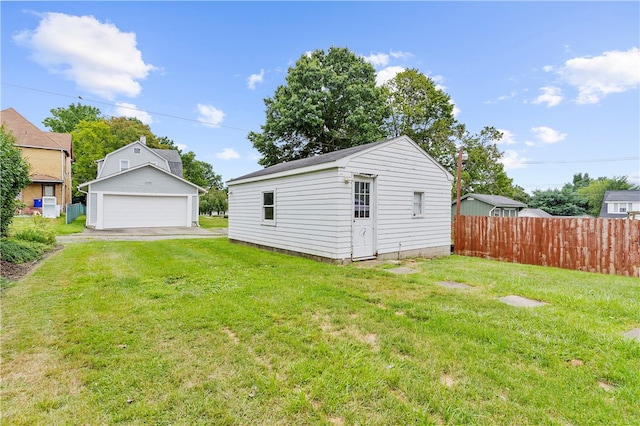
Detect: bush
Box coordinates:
(13, 227, 56, 245)
(0, 239, 47, 263)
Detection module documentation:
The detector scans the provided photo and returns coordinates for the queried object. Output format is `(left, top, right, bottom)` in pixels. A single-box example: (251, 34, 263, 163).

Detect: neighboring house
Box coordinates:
(519, 208, 553, 218)
(599, 190, 640, 219)
(227, 135, 453, 263)
(451, 194, 527, 221)
(78, 138, 205, 229)
(1, 108, 72, 214)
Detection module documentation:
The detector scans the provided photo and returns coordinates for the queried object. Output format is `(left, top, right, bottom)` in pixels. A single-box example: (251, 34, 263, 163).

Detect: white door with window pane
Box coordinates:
(352, 178, 375, 259)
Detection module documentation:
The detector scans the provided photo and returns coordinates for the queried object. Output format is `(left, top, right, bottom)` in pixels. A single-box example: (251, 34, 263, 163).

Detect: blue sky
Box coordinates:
(2, 1, 639, 191)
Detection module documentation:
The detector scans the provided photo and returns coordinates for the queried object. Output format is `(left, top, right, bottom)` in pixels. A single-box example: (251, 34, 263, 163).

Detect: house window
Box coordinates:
(120, 159, 129, 171)
(43, 184, 55, 197)
(493, 208, 501, 217)
(354, 181, 370, 218)
(262, 190, 275, 223)
(413, 192, 424, 216)
(134, 147, 141, 154)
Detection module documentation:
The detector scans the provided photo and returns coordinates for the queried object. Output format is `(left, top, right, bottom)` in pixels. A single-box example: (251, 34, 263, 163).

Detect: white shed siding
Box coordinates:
(229, 169, 353, 259)
(345, 138, 452, 255)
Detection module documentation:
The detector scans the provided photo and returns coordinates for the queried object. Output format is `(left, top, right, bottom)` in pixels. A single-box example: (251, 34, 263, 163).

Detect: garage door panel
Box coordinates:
(102, 195, 188, 228)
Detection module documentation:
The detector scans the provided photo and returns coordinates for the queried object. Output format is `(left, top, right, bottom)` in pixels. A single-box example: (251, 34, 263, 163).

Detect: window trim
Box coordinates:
(412, 191, 425, 217)
(42, 184, 55, 197)
(120, 159, 130, 171)
(261, 189, 276, 225)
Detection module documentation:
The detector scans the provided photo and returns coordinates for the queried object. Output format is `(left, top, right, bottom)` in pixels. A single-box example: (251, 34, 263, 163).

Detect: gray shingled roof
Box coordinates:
(152, 149, 183, 177)
(456, 194, 527, 208)
(228, 139, 393, 182)
(603, 190, 640, 202)
(599, 190, 640, 218)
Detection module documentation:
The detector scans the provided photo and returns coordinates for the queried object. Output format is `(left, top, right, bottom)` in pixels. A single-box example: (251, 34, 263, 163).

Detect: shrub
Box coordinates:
(0, 239, 47, 263)
(13, 227, 56, 245)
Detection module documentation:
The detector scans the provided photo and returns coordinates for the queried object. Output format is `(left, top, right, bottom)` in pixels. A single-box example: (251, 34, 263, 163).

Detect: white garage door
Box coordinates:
(102, 195, 188, 229)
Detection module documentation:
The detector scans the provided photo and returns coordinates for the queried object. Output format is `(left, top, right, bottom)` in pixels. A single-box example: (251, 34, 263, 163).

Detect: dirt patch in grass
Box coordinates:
(1, 245, 63, 283)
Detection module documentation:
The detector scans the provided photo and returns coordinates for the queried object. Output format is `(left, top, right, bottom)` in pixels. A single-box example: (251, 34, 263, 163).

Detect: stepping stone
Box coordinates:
(623, 328, 640, 342)
(437, 281, 471, 289)
(498, 295, 547, 308)
(387, 267, 418, 275)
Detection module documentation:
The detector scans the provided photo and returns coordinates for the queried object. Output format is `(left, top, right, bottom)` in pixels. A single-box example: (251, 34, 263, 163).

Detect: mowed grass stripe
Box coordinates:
(1, 238, 638, 425)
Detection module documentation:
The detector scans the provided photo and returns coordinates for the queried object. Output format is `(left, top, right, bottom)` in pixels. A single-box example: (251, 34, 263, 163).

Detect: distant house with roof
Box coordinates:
(519, 208, 553, 218)
(1, 107, 73, 214)
(451, 194, 528, 221)
(599, 190, 640, 219)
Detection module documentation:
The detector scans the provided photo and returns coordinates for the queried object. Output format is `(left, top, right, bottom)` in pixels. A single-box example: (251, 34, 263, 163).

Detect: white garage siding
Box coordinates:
(101, 194, 189, 229)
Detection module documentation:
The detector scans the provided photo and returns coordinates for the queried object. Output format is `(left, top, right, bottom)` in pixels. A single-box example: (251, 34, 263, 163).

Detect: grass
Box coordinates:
(9, 214, 86, 236)
(1, 240, 638, 425)
(198, 215, 228, 229)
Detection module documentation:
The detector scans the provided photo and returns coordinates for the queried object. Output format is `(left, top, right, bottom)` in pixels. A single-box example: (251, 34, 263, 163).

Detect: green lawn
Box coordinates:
(1, 239, 638, 425)
(9, 214, 86, 236)
(198, 215, 228, 229)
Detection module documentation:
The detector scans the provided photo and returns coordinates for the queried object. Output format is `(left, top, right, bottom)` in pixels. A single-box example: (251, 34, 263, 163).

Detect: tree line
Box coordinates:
(248, 47, 528, 202)
(529, 173, 638, 217)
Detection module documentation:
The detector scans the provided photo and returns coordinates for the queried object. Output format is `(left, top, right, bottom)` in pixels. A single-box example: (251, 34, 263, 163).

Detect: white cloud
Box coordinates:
(496, 129, 517, 145)
(363, 52, 390, 67)
(247, 69, 264, 90)
(531, 86, 563, 107)
(197, 104, 225, 128)
(500, 150, 530, 170)
(114, 102, 152, 124)
(542, 65, 554, 72)
(530, 126, 567, 144)
(14, 12, 156, 99)
(215, 148, 240, 160)
(176, 143, 187, 151)
(390, 50, 413, 59)
(375, 65, 405, 86)
(450, 99, 461, 117)
(628, 171, 640, 185)
(557, 47, 640, 104)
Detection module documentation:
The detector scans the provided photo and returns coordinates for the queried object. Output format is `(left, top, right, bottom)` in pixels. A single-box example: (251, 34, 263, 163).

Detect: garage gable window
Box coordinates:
(120, 159, 130, 171)
(262, 190, 275, 225)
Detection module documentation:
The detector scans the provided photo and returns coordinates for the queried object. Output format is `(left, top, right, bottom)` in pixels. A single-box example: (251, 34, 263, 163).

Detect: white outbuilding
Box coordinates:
(227, 136, 454, 263)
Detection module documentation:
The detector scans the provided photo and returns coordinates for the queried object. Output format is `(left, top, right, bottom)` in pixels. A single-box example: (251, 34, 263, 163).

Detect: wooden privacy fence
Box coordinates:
(454, 216, 640, 277)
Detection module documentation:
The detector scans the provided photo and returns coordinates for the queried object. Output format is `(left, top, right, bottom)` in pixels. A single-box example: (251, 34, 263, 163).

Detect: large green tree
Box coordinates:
(42, 103, 102, 133)
(529, 188, 589, 216)
(455, 126, 529, 202)
(0, 126, 31, 237)
(383, 69, 457, 170)
(181, 151, 223, 190)
(249, 47, 389, 166)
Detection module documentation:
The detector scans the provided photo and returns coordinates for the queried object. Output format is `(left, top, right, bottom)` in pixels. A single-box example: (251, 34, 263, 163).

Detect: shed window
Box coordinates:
(262, 191, 275, 224)
(413, 192, 424, 216)
(120, 159, 130, 171)
(354, 181, 370, 218)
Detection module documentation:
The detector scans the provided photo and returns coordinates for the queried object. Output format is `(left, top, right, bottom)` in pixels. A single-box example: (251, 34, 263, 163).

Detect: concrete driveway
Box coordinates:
(56, 226, 227, 243)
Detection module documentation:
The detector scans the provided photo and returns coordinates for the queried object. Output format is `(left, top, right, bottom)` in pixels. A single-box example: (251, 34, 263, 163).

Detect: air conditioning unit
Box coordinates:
(42, 196, 58, 218)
